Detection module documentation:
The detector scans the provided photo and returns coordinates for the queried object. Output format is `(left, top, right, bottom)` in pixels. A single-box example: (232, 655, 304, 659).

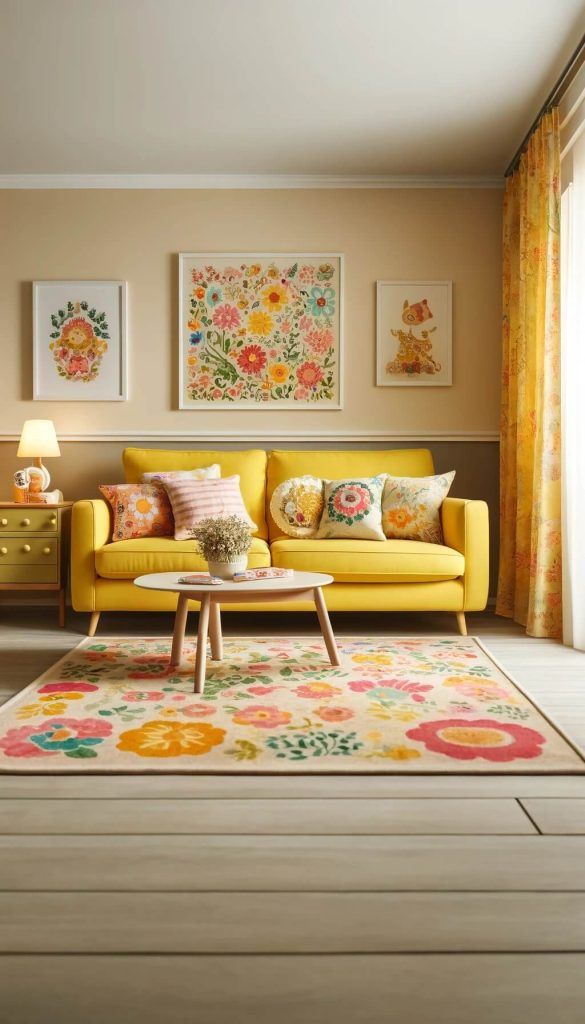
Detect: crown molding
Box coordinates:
(0, 430, 499, 443)
(0, 173, 504, 190)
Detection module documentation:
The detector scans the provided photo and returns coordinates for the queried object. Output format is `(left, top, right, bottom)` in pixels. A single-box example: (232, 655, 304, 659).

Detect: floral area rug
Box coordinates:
(1, 636, 583, 773)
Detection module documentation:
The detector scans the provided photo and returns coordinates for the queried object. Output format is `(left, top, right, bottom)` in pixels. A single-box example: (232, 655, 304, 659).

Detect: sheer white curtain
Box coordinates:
(560, 134, 585, 651)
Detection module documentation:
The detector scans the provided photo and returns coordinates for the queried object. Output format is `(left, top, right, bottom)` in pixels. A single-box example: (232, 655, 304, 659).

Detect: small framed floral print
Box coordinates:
(376, 280, 452, 386)
(178, 253, 343, 408)
(33, 281, 127, 401)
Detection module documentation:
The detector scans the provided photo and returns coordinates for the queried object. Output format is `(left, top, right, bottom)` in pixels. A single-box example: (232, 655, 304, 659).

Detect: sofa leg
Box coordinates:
(88, 611, 101, 637)
(455, 612, 467, 636)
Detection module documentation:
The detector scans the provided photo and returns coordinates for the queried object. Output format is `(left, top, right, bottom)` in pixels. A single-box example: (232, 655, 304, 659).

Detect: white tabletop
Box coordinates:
(134, 570, 334, 594)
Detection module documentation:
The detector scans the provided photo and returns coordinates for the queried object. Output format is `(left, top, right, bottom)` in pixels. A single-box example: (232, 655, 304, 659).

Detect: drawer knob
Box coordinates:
(0, 518, 7, 526)
(43, 547, 51, 555)
(21, 518, 31, 527)
(49, 516, 57, 525)
(0, 547, 7, 555)
(23, 544, 31, 553)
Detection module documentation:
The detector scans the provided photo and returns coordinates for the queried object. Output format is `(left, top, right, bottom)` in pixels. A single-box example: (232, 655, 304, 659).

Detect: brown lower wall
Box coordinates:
(0, 439, 499, 600)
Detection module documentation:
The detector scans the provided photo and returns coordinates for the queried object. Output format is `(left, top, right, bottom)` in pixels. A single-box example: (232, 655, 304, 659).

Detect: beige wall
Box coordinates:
(0, 187, 502, 438)
(0, 186, 502, 595)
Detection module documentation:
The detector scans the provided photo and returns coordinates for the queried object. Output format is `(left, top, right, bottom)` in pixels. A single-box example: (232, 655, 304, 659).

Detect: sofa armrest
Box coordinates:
(441, 497, 489, 611)
(71, 499, 111, 611)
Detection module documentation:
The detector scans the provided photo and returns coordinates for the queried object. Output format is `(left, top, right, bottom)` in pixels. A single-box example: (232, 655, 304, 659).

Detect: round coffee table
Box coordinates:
(134, 570, 339, 693)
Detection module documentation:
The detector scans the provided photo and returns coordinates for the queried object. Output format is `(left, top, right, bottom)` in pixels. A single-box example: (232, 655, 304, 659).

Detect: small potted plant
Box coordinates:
(191, 515, 252, 579)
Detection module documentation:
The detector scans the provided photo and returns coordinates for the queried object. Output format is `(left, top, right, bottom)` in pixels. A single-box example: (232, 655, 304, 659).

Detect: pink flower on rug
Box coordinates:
(348, 679, 376, 693)
(0, 717, 112, 759)
(405, 719, 546, 762)
(444, 678, 510, 702)
(316, 706, 354, 723)
(38, 682, 98, 694)
(122, 691, 165, 703)
(232, 705, 292, 729)
(294, 681, 342, 699)
(247, 685, 279, 696)
(181, 703, 217, 718)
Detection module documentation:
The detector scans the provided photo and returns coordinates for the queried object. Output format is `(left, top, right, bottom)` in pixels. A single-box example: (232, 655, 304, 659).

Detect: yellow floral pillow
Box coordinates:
(270, 476, 324, 538)
(99, 484, 174, 541)
(382, 472, 455, 543)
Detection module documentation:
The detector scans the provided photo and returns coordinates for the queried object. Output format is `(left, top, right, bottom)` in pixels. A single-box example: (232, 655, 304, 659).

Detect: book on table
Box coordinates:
(177, 573, 223, 585)
(232, 568, 294, 582)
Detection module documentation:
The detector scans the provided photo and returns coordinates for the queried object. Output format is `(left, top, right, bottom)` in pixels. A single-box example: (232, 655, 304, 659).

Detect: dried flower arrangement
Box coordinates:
(191, 515, 253, 563)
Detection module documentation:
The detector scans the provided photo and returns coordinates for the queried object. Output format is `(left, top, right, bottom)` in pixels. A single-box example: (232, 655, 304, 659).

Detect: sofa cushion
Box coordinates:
(122, 448, 268, 539)
(267, 449, 435, 539)
(270, 539, 464, 583)
(96, 537, 271, 580)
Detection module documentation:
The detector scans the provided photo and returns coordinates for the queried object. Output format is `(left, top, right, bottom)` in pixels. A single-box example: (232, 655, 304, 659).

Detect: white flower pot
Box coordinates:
(207, 556, 248, 580)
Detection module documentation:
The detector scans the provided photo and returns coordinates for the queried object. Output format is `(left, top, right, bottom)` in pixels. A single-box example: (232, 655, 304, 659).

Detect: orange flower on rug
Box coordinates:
(0, 637, 583, 773)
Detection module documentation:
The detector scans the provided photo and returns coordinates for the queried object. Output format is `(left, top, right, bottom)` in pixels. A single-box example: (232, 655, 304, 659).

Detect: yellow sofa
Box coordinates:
(71, 447, 489, 635)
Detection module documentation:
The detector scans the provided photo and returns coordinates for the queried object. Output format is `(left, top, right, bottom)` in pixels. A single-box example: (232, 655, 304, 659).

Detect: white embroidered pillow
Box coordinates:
(270, 476, 324, 538)
(161, 475, 256, 541)
(382, 471, 455, 543)
(316, 476, 386, 541)
(140, 464, 220, 484)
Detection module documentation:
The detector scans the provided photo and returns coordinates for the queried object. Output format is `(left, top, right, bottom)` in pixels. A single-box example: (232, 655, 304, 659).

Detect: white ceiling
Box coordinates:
(1, 0, 584, 178)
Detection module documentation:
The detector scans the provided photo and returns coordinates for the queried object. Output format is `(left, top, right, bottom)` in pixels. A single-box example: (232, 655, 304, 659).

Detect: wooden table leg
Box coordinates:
(313, 587, 340, 667)
(170, 593, 189, 668)
(209, 601, 223, 661)
(194, 593, 210, 694)
(58, 589, 66, 628)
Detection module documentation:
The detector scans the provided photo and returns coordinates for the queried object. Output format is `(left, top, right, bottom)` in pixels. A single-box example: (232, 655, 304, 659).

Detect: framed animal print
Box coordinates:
(33, 281, 127, 401)
(178, 253, 343, 408)
(376, 281, 452, 387)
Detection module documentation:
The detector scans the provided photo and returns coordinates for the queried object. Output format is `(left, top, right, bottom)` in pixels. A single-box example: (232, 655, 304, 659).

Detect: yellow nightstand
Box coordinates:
(0, 502, 72, 626)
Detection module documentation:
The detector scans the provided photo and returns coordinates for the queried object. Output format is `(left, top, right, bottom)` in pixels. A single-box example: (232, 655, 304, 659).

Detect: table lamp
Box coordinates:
(17, 419, 61, 494)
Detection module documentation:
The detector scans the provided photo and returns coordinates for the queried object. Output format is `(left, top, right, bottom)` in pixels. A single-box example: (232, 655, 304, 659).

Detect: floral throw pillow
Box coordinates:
(316, 476, 386, 541)
(99, 484, 174, 541)
(270, 476, 324, 538)
(382, 471, 455, 543)
(140, 465, 221, 484)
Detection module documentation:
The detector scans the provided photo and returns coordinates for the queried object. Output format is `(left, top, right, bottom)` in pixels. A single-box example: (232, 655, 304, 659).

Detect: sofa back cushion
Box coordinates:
(266, 449, 435, 539)
(122, 448, 268, 539)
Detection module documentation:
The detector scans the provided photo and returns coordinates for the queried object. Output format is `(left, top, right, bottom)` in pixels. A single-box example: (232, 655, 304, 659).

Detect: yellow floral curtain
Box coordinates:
(497, 109, 562, 637)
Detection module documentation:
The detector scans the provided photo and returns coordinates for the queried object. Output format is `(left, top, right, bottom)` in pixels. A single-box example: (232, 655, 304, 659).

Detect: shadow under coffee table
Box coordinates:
(134, 570, 340, 693)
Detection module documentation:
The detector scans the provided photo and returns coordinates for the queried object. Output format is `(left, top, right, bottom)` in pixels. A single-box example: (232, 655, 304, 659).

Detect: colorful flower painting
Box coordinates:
(33, 281, 127, 401)
(376, 281, 452, 387)
(179, 254, 342, 407)
(0, 637, 583, 774)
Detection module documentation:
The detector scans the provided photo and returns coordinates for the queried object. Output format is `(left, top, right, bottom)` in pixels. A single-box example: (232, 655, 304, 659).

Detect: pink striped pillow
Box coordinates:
(161, 475, 256, 541)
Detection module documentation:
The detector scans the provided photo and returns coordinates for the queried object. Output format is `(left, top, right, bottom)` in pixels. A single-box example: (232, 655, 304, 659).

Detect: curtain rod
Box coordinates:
(505, 31, 585, 177)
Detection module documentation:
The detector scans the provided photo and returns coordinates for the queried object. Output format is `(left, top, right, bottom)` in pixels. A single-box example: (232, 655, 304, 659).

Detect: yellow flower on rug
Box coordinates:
(117, 720, 226, 758)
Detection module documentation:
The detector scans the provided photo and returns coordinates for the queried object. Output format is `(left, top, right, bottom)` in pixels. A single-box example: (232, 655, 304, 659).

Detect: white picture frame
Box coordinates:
(33, 280, 127, 401)
(178, 253, 343, 409)
(376, 280, 452, 387)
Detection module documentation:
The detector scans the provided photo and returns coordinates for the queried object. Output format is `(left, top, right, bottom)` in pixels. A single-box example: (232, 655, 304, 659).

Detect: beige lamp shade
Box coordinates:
(17, 419, 61, 458)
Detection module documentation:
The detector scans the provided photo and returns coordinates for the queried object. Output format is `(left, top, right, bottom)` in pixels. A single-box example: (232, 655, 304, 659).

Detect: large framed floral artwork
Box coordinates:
(33, 281, 127, 401)
(178, 253, 343, 408)
(376, 281, 452, 387)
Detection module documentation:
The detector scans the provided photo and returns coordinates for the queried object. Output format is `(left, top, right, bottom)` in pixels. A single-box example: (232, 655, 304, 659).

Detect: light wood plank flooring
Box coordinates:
(1, 608, 585, 1023)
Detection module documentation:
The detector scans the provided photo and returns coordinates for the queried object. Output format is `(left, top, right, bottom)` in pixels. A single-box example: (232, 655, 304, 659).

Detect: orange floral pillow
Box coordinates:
(382, 472, 455, 543)
(99, 484, 174, 541)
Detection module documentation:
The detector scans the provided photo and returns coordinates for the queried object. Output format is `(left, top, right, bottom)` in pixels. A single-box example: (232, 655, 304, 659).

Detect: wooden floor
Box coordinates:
(1, 607, 585, 1023)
